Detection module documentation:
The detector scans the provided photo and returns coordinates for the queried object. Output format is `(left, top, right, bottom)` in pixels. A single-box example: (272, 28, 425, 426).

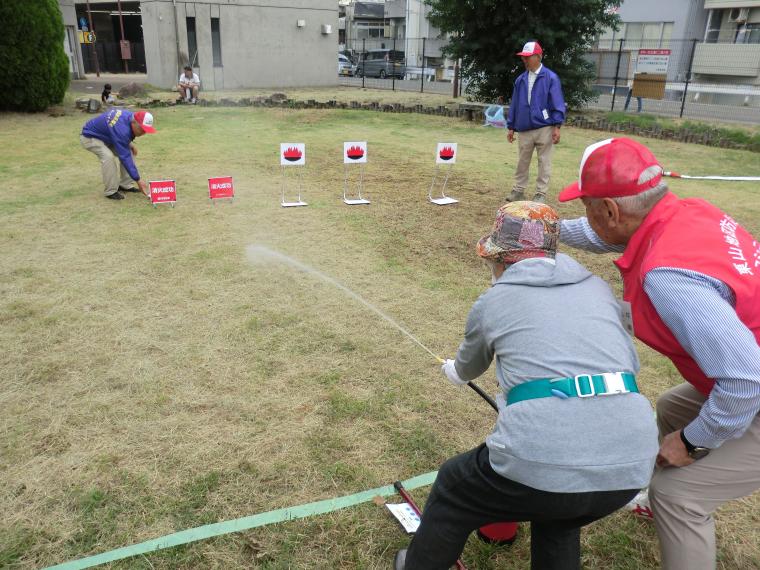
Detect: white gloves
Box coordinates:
(442, 359, 468, 386)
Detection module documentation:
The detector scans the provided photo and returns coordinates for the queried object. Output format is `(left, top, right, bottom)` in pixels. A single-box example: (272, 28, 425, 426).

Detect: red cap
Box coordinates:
(558, 138, 663, 202)
(133, 110, 157, 134)
(516, 41, 543, 57)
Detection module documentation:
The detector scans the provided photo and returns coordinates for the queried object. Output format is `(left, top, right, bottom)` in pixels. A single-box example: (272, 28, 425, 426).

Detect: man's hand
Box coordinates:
(137, 179, 148, 198)
(130, 143, 138, 157)
(507, 129, 515, 143)
(441, 359, 468, 387)
(552, 126, 561, 144)
(656, 430, 695, 468)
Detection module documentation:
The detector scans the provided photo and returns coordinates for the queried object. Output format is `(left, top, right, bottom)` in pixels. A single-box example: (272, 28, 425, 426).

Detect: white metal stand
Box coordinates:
(428, 164, 458, 205)
(281, 165, 308, 208)
(343, 164, 370, 205)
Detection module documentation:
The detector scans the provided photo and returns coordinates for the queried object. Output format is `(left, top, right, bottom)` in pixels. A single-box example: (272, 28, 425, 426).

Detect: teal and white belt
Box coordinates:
(506, 372, 639, 406)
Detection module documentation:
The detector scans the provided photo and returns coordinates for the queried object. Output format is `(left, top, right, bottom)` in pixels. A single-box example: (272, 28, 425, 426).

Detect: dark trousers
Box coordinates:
(404, 444, 638, 570)
(624, 88, 643, 113)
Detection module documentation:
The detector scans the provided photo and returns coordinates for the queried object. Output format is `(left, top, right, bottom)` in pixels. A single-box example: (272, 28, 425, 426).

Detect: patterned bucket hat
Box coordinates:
(477, 201, 560, 264)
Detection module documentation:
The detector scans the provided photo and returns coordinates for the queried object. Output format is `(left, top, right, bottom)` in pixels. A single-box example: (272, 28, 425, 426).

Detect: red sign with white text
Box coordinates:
(208, 176, 234, 200)
(149, 180, 177, 205)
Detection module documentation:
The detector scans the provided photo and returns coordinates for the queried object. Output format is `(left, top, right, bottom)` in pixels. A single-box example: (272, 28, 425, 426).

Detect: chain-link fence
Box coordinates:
(584, 37, 760, 123)
(338, 37, 463, 96)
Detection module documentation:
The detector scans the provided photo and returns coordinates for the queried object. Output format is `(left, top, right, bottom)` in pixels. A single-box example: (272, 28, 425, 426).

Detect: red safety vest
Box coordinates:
(614, 192, 760, 395)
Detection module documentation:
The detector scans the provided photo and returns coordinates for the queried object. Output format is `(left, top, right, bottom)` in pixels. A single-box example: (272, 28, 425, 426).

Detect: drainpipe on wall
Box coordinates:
(173, 0, 181, 76)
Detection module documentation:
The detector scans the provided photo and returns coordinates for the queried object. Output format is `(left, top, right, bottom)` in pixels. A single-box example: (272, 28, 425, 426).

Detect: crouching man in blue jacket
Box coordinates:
(507, 41, 566, 204)
(80, 108, 157, 200)
(394, 202, 658, 570)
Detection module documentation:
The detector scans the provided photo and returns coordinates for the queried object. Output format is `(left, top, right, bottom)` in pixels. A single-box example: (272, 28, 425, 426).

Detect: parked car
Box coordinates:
(356, 49, 405, 79)
(338, 54, 356, 77)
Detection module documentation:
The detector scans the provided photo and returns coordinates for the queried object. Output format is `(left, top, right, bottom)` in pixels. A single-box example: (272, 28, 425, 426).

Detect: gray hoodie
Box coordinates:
(455, 253, 659, 493)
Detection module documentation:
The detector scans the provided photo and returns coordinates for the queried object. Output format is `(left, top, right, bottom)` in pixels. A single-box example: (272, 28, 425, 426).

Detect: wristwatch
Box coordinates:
(680, 430, 710, 460)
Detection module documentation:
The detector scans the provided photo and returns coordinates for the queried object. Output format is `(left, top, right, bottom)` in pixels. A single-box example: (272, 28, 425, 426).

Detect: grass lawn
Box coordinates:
(1, 101, 760, 569)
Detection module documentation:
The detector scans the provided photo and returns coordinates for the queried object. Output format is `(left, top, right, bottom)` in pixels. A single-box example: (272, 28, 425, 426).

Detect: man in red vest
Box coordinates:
(557, 137, 760, 570)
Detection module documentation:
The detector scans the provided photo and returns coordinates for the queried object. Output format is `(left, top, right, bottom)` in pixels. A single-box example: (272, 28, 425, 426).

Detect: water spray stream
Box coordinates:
(245, 245, 445, 364)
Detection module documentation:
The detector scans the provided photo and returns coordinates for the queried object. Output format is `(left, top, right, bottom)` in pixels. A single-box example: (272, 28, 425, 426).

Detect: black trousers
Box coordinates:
(404, 444, 638, 570)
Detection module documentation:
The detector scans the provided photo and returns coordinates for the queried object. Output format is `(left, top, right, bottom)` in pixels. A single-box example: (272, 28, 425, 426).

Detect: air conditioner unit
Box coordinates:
(728, 8, 749, 23)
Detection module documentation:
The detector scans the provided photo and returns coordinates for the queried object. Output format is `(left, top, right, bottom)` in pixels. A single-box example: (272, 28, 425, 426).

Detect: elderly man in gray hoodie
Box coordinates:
(395, 202, 659, 570)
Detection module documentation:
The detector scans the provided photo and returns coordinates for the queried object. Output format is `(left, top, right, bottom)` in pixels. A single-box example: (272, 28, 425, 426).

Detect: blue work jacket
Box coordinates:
(81, 108, 140, 181)
(507, 66, 566, 132)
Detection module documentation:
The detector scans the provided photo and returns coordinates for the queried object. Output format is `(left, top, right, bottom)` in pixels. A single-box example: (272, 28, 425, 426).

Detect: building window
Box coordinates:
(705, 10, 722, 43)
(596, 22, 625, 50)
(186, 17, 198, 66)
(736, 23, 760, 44)
(211, 17, 222, 66)
(355, 22, 385, 39)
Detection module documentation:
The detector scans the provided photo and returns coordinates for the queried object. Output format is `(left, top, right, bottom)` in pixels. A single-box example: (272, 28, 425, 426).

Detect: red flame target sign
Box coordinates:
(343, 141, 368, 164)
(346, 146, 364, 160)
(436, 143, 457, 164)
(280, 143, 305, 166)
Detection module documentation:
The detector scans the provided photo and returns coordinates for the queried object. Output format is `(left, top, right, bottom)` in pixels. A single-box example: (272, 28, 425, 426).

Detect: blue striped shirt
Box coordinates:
(561, 218, 760, 449)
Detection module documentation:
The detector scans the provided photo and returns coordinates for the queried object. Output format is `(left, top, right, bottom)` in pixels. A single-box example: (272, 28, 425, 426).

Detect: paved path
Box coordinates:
(70, 73, 148, 95)
(588, 93, 760, 125)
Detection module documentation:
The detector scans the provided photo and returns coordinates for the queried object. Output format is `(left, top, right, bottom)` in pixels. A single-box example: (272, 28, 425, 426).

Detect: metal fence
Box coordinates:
(339, 36, 760, 124)
(338, 37, 463, 97)
(581, 37, 760, 123)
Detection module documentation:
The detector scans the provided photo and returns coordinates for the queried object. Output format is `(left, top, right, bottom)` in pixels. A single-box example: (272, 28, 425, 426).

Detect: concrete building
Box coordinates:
(384, 0, 446, 68)
(594, 0, 708, 82)
(342, 1, 385, 48)
(70, 0, 338, 90)
(142, 0, 337, 90)
(58, 0, 86, 79)
(694, 1, 760, 88)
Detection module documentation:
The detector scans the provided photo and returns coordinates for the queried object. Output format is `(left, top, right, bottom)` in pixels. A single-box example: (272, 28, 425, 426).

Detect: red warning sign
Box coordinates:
(208, 176, 234, 200)
(149, 179, 176, 205)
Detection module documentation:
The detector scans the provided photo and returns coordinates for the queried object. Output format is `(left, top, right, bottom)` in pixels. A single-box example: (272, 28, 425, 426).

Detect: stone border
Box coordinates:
(136, 97, 759, 153)
(565, 115, 759, 153)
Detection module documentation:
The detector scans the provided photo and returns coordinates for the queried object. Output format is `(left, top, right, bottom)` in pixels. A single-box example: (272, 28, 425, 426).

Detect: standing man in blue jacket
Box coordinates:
(507, 41, 566, 204)
(80, 108, 157, 200)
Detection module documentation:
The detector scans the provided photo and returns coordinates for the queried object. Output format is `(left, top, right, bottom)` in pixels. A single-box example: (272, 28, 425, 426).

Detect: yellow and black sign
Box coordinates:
(78, 31, 96, 44)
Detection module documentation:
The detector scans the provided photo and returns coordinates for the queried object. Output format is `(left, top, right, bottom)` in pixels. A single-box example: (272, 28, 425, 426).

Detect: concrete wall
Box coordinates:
(142, 0, 337, 90)
(58, 0, 86, 78)
(618, 0, 708, 81)
(704, 0, 760, 8)
(620, 0, 707, 39)
(693, 42, 760, 83)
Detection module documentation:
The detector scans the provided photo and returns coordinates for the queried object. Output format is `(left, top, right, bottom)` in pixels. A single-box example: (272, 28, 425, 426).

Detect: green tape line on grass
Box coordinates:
(45, 470, 438, 570)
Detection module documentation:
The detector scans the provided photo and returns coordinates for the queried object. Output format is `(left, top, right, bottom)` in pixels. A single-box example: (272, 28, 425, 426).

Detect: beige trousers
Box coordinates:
(512, 125, 554, 198)
(80, 135, 135, 196)
(649, 383, 760, 570)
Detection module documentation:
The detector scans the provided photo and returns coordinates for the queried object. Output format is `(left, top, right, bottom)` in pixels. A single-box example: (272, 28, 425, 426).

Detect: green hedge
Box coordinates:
(0, 0, 70, 112)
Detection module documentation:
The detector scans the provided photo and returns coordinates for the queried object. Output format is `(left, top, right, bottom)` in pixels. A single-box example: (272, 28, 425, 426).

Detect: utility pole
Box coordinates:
(85, 0, 100, 77)
(116, 0, 129, 73)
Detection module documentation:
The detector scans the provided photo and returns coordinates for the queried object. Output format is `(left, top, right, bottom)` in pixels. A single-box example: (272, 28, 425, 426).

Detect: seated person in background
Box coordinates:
(177, 65, 200, 104)
(101, 83, 114, 105)
(394, 201, 659, 570)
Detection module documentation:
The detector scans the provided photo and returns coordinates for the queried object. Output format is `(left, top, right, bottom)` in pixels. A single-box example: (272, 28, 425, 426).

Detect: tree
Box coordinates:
(0, 0, 70, 112)
(426, 0, 620, 107)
